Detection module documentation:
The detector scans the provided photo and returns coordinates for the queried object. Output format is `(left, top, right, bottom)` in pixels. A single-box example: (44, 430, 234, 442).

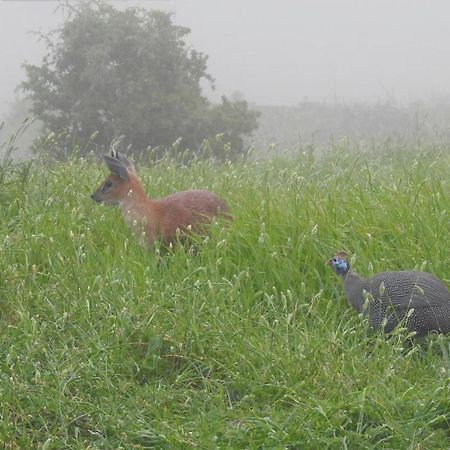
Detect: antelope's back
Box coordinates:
(160, 189, 229, 217)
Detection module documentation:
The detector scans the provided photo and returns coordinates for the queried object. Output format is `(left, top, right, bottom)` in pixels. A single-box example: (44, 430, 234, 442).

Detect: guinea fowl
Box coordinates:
(327, 251, 450, 336)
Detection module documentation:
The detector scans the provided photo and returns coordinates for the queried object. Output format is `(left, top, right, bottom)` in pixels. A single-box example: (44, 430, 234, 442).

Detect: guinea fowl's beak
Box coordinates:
(325, 258, 333, 266)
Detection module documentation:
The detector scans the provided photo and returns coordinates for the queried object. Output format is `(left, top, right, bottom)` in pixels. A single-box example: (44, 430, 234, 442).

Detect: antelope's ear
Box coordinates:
(116, 152, 132, 167)
(116, 153, 136, 174)
(103, 155, 129, 180)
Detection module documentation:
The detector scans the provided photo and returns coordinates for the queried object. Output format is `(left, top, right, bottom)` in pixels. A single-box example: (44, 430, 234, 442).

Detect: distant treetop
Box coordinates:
(21, 0, 259, 160)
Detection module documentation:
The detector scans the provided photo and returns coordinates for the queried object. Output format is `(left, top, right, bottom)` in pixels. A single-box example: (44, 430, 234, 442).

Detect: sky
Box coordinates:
(1, 0, 450, 115)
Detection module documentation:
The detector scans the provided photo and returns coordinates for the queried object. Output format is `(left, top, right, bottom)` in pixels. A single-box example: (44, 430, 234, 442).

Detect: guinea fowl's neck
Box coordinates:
(341, 270, 366, 312)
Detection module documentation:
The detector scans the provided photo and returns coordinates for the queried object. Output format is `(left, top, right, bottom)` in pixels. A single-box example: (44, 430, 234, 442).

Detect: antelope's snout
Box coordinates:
(91, 191, 102, 203)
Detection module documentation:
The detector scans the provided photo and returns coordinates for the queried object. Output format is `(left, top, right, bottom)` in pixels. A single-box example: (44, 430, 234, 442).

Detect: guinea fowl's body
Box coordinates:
(328, 252, 450, 336)
(343, 270, 450, 335)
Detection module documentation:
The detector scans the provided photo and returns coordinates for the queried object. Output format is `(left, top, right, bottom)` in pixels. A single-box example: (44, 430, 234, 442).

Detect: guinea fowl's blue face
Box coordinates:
(327, 254, 350, 275)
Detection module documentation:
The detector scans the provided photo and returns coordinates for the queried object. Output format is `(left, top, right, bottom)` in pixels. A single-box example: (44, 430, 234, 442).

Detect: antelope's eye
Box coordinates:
(102, 181, 113, 192)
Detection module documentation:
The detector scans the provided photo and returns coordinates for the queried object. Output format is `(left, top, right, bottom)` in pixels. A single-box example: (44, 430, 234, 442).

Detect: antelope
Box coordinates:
(91, 152, 230, 248)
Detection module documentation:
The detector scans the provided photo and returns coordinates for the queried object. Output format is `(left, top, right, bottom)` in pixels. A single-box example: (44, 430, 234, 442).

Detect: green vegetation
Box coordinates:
(20, 1, 259, 160)
(0, 138, 449, 448)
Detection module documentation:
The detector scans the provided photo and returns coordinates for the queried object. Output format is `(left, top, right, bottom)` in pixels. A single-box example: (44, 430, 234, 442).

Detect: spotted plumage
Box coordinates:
(327, 251, 450, 336)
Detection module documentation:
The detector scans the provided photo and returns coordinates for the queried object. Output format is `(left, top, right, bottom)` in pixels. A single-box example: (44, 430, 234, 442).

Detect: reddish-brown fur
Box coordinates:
(91, 153, 230, 247)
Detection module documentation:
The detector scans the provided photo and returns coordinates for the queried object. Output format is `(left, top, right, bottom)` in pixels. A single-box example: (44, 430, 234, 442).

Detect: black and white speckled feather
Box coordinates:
(327, 252, 450, 336)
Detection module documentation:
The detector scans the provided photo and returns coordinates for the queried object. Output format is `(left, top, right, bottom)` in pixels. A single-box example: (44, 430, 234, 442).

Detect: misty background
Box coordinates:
(2, 0, 450, 154)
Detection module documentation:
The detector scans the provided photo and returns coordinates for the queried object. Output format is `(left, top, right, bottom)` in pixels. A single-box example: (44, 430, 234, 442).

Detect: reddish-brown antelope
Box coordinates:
(91, 152, 230, 247)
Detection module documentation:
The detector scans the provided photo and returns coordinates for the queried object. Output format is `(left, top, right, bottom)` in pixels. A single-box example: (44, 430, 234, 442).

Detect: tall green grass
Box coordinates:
(0, 140, 449, 448)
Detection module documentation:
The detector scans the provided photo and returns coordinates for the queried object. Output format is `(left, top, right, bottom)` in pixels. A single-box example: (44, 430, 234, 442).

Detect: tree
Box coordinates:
(21, 1, 259, 159)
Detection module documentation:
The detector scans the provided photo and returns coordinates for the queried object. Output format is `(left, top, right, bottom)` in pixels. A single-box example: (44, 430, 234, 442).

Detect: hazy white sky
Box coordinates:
(1, 0, 450, 115)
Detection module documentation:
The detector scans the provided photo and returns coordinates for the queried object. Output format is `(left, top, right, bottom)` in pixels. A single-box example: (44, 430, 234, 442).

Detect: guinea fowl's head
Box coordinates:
(326, 251, 351, 275)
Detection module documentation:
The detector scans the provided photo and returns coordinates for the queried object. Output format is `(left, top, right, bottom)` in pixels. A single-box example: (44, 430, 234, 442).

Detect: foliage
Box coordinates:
(20, 0, 259, 160)
(0, 133, 449, 447)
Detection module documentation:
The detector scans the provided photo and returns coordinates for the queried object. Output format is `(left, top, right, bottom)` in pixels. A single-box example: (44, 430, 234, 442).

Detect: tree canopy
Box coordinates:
(21, 1, 259, 159)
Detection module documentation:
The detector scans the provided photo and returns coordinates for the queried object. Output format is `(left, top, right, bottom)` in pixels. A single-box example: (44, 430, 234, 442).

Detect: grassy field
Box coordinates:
(0, 140, 449, 449)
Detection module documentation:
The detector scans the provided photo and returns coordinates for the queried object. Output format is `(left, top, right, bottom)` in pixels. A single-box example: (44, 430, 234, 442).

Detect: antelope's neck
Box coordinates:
(118, 178, 154, 226)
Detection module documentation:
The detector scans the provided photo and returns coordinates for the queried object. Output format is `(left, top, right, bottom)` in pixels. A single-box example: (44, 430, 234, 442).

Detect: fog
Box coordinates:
(3, 0, 450, 154)
(2, 0, 450, 114)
